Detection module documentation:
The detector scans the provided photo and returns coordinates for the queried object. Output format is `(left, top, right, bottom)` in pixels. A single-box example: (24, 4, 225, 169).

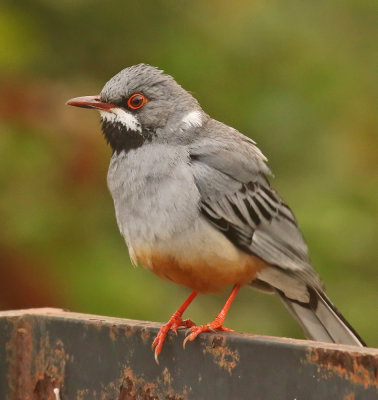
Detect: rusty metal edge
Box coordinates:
(2, 308, 378, 399)
(1, 307, 377, 356)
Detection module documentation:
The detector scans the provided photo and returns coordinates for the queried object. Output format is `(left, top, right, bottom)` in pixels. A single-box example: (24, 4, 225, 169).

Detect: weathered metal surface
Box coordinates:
(0, 308, 377, 400)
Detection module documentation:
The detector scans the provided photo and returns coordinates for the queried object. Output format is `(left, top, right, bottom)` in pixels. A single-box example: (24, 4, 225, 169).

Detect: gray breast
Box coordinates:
(107, 143, 201, 248)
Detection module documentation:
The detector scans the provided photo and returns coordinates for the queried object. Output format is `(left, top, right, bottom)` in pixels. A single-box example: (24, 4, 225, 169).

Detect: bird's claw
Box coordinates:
(152, 317, 195, 363)
(183, 323, 234, 348)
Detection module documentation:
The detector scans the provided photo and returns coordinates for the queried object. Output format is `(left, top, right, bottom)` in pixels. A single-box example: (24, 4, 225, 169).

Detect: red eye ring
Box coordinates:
(127, 93, 148, 110)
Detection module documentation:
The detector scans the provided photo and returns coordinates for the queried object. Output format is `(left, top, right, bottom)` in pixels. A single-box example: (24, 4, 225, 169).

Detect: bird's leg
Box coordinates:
(183, 285, 240, 347)
(152, 291, 197, 362)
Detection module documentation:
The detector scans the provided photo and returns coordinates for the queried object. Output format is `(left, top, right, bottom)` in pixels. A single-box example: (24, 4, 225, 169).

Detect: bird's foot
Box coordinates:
(152, 315, 195, 363)
(183, 319, 234, 348)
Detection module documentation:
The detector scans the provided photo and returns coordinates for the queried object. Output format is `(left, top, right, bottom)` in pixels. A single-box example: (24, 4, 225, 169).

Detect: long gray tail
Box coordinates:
(276, 287, 366, 346)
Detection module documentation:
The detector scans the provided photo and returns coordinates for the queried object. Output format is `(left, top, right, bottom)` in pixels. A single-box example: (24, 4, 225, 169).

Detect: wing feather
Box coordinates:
(190, 144, 320, 287)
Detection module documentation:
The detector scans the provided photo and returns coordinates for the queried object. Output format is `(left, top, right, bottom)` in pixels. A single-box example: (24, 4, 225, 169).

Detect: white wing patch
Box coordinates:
(182, 110, 202, 128)
(100, 108, 142, 133)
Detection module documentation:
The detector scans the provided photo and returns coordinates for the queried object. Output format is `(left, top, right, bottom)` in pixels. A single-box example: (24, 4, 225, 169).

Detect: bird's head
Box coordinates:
(67, 64, 204, 153)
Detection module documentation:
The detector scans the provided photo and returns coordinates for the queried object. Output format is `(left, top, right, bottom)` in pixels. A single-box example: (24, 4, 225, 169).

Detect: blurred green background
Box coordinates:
(0, 0, 376, 346)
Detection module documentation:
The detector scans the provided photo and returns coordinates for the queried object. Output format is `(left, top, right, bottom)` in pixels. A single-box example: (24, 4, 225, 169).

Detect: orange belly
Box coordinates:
(135, 247, 269, 293)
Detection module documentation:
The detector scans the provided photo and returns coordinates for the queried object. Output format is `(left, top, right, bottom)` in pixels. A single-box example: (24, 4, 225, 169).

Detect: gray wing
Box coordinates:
(189, 120, 321, 292)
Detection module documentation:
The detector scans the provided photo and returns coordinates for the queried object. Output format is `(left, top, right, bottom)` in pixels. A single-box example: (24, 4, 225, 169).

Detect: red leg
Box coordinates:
(152, 291, 197, 362)
(183, 285, 240, 348)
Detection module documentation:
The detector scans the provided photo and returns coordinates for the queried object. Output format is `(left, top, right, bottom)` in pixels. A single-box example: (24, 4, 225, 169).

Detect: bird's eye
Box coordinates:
(127, 94, 147, 110)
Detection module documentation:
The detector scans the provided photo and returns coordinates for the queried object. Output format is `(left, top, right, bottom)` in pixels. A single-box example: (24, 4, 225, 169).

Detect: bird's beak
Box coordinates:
(66, 95, 115, 112)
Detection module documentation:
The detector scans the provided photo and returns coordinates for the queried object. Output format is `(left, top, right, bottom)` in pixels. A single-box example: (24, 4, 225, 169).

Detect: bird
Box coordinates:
(66, 64, 365, 361)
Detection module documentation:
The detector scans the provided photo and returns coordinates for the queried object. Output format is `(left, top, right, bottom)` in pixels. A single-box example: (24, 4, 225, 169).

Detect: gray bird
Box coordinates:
(67, 64, 365, 361)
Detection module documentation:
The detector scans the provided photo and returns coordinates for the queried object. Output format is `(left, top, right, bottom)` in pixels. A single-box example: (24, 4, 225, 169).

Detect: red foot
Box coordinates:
(183, 320, 234, 348)
(152, 315, 195, 363)
(183, 285, 241, 348)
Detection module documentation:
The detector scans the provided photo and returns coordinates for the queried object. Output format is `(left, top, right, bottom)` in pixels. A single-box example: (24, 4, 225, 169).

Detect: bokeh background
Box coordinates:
(0, 0, 377, 346)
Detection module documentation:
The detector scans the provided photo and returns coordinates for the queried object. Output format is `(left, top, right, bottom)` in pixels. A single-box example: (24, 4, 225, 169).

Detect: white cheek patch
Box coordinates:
(182, 110, 202, 128)
(100, 108, 142, 133)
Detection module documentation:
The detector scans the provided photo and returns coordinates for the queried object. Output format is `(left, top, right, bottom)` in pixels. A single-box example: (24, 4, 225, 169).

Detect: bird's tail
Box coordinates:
(276, 287, 366, 347)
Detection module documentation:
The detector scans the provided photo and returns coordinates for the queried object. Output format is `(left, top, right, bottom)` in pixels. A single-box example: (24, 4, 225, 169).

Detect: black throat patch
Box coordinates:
(101, 119, 153, 154)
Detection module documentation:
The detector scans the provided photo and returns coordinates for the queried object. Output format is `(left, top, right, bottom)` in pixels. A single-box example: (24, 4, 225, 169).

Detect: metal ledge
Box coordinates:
(1, 308, 377, 399)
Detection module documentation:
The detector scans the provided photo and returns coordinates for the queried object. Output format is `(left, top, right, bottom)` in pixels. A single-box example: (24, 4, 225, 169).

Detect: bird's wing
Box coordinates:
(189, 121, 320, 289)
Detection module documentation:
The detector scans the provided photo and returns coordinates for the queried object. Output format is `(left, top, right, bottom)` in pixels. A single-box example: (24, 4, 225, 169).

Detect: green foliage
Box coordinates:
(0, 0, 376, 346)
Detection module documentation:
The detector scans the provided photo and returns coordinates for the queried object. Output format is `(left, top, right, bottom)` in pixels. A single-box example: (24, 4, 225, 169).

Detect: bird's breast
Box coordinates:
(107, 144, 200, 245)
